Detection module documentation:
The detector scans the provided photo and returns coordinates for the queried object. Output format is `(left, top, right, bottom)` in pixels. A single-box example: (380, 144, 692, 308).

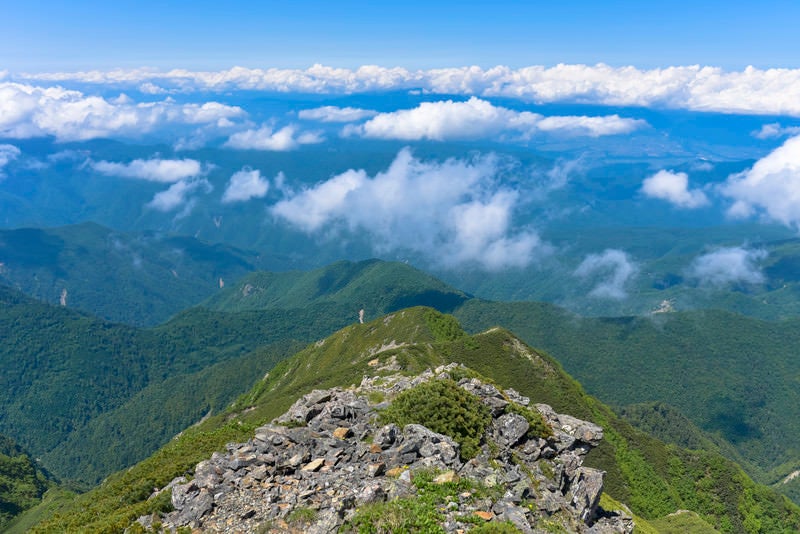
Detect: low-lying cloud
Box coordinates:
(271, 148, 545, 270)
(148, 178, 212, 213)
(687, 247, 767, 286)
(0, 82, 246, 142)
(92, 158, 203, 182)
(752, 122, 800, 140)
(298, 106, 378, 123)
(574, 249, 638, 300)
(344, 97, 644, 141)
(19, 64, 800, 117)
(224, 125, 324, 150)
(641, 170, 709, 208)
(722, 135, 800, 227)
(222, 168, 269, 203)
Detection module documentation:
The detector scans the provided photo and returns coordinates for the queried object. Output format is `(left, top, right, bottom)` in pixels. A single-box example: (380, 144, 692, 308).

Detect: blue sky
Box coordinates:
(2, 1, 799, 71)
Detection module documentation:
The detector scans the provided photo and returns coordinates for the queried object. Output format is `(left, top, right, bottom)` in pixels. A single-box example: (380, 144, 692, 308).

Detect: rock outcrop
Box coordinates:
(147, 364, 632, 533)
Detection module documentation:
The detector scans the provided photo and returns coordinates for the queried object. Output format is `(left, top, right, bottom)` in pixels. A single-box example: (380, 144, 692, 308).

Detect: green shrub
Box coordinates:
(424, 310, 466, 342)
(503, 403, 553, 440)
(380, 379, 491, 459)
(343, 498, 444, 533)
(287, 506, 317, 526)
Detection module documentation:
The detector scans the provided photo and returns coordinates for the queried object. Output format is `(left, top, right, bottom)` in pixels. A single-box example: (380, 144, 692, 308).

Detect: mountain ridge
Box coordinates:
(23, 308, 800, 533)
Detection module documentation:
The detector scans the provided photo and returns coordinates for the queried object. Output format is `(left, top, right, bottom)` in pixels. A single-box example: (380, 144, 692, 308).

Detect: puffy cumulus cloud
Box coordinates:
(222, 168, 269, 203)
(721, 135, 800, 227)
(0, 82, 245, 141)
(148, 179, 212, 213)
(224, 125, 324, 151)
(687, 247, 767, 286)
(345, 97, 644, 141)
(0, 144, 21, 177)
(92, 158, 203, 182)
(641, 170, 709, 208)
(298, 106, 378, 123)
(271, 148, 544, 270)
(20, 64, 800, 116)
(574, 249, 638, 300)
(752, 122, 800, 140)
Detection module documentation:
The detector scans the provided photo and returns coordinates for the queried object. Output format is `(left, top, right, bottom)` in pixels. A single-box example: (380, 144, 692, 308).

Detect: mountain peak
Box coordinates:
(154, 363, 633, 533)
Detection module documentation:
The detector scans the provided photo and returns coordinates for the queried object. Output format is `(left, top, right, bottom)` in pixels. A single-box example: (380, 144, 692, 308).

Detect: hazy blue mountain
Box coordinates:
(0, 222, 282, 325)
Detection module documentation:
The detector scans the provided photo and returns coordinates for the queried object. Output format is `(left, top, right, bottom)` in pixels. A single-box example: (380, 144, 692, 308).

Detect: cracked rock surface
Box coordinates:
(145, 364, 632, 533)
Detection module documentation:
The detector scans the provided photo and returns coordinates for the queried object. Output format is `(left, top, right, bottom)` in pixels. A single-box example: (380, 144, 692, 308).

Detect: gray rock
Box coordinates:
(494, 412, 530, 447)
(570, 467, 605, 523)
(157, 366, 628, 534)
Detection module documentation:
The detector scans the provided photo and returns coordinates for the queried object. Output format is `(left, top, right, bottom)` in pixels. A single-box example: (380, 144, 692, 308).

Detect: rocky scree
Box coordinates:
(140, 364, 632, 533)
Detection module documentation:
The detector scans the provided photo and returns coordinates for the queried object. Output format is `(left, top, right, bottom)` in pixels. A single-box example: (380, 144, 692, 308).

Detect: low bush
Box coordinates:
(379, 379, 491, 459)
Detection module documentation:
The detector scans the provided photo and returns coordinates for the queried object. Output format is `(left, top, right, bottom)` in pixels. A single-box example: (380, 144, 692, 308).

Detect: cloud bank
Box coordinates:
(0, 82, 245, 141)
(19, 64, 800, 117)
(641, 170, 709, 208)
(224, 125, 324, 150)
(222, 168, 269, 203)
(574, 249, 638, 299)
(688, 247, 767, 286)
(722, 135, 800, 227)
(271, 148, 544, 269)
(92, 158, 203, 182)
(345, 97, 644, 140)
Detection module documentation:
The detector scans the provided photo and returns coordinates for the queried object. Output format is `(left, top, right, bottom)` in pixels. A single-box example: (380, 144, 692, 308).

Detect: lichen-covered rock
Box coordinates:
(152, 364, 632, 533)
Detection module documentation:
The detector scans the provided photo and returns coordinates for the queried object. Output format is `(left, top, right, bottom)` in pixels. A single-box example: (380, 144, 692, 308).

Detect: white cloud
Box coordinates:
(138, 82, 172, 95)
(641, 170, 709, 208)
(298, 106, 378, 122)
(47, 149, 91, 163)
(345, 97, 644, 141)
(0, 144, 21, 177)
(534, 114, 645, 136)
(92, 158, 203, 182)
(574, 249, 638, 300)
(224, 125, 324, 150)
(20, 64, 800, 117)
(0, 82, 245, 141)
(721, 135, 800, 227)
(148, 179, 211, 212)
(222, 168, 269, 203)
(752, 122, 800, 140)
(688, 247, 767, 286)
(271, 148, 545, 270)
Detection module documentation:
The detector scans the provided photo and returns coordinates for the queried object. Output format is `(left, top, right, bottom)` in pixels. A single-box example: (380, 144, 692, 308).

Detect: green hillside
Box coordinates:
(0, 222, 275, 326)
(0, 259, 471, 489)
(0, 435, 51, 530)
(0, 284, 360, 488)
(453, 301, 800, 488)
(24, 308, 800, 533)
(203, 258, 470, 316)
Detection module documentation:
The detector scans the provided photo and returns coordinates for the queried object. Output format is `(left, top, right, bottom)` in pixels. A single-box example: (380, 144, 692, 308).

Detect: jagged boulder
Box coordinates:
(151, 364, 632, 533)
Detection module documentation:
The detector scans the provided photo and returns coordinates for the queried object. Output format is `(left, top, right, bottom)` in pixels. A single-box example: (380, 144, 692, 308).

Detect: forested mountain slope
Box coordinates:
(24, 308, 800, 533)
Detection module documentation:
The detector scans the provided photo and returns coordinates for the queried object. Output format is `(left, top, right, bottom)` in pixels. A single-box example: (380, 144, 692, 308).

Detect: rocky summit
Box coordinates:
(144, 364, 633, 533)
